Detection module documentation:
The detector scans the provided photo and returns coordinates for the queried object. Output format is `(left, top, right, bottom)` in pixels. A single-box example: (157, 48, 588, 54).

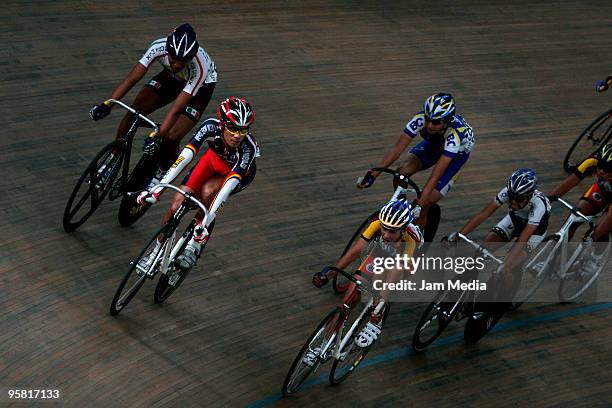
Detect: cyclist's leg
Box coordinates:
(160, 185, 197, 225)
(160, 82, 216, 170)
(591, 205, 611, 242)
(398, 140, 438, 175)
(115, 71, 179, 139)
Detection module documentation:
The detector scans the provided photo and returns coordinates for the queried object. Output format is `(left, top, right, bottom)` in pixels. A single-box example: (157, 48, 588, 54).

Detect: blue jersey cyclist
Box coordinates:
(358, 93, 475, 229)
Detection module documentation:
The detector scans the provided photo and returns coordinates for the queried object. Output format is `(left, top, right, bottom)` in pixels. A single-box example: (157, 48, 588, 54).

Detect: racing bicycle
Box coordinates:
(282, 266, 390, 396)
(109, 183, 213, 316)
(62, 99, 162, 232)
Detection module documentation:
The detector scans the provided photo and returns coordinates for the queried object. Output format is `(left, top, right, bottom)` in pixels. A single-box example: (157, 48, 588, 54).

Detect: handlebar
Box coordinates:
(457, 233, 503, 265)
(107, 99, 159, 136)
(362, 167, 422, 197)
(327, 266, 379, 296)
(556, 197, 591, 223)
(154, 183, 209, 220)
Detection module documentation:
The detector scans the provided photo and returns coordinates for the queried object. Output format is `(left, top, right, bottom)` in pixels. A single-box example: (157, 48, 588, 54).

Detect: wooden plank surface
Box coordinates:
(1, 0, 611, 406)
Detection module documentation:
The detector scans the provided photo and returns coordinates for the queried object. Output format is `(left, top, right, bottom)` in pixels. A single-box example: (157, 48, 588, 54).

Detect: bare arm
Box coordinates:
(549, 174, 581, 198)
(504, 224, 537, 270)
(372, 135, 412, 177)
(459, 201, 500, 236)
(109, 63, 148, 101)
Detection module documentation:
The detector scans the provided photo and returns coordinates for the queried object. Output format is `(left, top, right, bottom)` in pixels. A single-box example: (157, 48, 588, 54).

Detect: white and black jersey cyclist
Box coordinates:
(89, 23, 218, 171)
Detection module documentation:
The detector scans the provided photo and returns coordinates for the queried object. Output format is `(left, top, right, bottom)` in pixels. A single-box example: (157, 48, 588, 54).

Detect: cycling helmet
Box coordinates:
(379, 199, 413, 230)
(423, 93, 456, 121)
(166, 23, 199, 61)
(596, 144, 612, 172)
(507, 169, 538, 200)
(218, 97, 255, 129)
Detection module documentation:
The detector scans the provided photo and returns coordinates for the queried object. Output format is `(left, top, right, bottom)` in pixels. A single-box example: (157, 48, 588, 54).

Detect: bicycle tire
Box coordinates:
(62, 140, 125, 232)
(332, 210, 379, 294)
(463, 302, 506, 344)
(511, 235, 558, 310)
(282, 309, 342, 397)
(558, 237, 611, 302)
(329, 302, 391, 385)
(109, 223, 175, 316)
(117, 154, 157, 227)
(423, 203, 441, 242)
(563, 109, 612, 172)
(412, 289, 464, 352)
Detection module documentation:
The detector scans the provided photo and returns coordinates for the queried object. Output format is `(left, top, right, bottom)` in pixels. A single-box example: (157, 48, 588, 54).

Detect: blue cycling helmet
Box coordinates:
(423, 93, 456, 121)
(166, 23, 199, 61)
(507, 169, 537, 200)
(379, 199, 413, 230)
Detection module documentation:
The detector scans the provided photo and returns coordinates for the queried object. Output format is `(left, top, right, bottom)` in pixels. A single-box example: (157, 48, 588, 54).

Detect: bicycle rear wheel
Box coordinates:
(117, 154, 157, 227)
(109, 223, 175, 316)
(282, 309, 341, 397)
(62, 140, 125, 232)
(511, 236, 559, 310)
(412, 289, 464, 352)
(333, 210, 378, 294)
(563, 109, 612, 172)
(558, 237, 611, 302)
(463, 302, 506, 344)
(329, 302, 390, 384)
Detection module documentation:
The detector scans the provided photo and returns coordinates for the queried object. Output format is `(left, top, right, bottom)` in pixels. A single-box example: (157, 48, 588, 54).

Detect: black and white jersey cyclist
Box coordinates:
(446, 169, 550, 288)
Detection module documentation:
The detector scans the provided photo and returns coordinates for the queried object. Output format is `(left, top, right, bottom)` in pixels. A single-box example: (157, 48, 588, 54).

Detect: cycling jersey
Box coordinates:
(573, 157, 612, 196)
(139, 38, 217, 96)
(494, 187, 551, 226)
(403, 113, 475, 158)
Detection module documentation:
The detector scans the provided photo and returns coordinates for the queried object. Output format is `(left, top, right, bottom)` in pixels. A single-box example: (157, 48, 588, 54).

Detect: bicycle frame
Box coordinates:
(527, 198, 593, 278)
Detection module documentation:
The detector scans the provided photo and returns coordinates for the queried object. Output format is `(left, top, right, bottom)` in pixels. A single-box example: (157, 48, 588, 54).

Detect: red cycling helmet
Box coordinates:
(217, 97, 255, 129)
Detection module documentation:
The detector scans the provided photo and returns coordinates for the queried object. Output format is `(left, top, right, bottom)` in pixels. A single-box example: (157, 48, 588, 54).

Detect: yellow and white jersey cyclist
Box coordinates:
(359, 93, 474, 229)
(310, 199, 422, 352)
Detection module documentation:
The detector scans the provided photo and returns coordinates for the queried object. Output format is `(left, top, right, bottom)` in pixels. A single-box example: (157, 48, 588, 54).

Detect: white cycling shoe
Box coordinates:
(176, 242, 201, 269)
(355, 321, 382, 348)
(302, 347, 322, 367)
(579, 253, 603, 277)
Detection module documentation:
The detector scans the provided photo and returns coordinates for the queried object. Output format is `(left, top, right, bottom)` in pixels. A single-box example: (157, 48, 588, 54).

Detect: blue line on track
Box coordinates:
(247, 302, 612, 408)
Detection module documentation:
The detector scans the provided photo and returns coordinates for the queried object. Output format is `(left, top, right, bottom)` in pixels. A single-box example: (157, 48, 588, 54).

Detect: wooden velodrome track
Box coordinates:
(2, 0, 611, 406)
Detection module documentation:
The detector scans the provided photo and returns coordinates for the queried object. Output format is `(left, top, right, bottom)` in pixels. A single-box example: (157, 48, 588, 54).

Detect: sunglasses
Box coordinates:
(426, 118, 447, 126)
(380, 224, 401, 233)
(225, 125, 249, 136)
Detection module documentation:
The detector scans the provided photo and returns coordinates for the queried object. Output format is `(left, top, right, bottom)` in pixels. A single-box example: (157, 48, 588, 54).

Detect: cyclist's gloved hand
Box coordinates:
(89, 101, 111, 121)
(194, 223, 210, 244)
(441, 231, 458, 248)
(357, 170, 376, 189)
(595, 80, 609, 93)
(412, 203, 422, 219)
(143, 133, 160, 156)
(136, 191, 159, 206)
(312, 266, 331, 288)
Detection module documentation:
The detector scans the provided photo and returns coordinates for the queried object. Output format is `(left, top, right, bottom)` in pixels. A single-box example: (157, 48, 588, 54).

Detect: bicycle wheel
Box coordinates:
(117, 154, 157, 227)
(109, 223, 175, 316)
(558, 237, 612, 302)
(463, 302, 507, 344)
(423, 203, 441, 242)
(412, 289, 464, 352)
(62, 140, 125, 232)
(282, 309, 342, 397)
(511, 236, 559, 310)
(332, 210, 378, 294)
(329, 301, 391, 384)
(563, 109, 612, 172)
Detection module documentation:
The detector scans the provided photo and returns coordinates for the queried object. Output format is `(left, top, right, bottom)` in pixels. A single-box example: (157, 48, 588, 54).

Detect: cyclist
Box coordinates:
(136, 97, 258, 270)
(445, 169, 551, 300)
(357, 93, 475, 230)
(311, 199, 423, 349)
(548, 144, 612, 274)
(89, 23, 217, 173)
(595, 75, 612, 93)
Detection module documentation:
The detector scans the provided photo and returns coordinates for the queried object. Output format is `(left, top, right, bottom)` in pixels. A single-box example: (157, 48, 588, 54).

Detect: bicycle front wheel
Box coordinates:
(282, 309, 341, 397)
(62, 140, 125, 232)
(329, 302, 390, 385)
(563, 109, 612, 172)
(109, 223, 175, 316)
(558, 237, 612, 302)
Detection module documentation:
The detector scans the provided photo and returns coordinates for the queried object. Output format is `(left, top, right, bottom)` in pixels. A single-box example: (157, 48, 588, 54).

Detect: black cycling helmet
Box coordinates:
(166, 23, 199, 61)
(507, 169, 538, 200)
(597, 144, 612, 172)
